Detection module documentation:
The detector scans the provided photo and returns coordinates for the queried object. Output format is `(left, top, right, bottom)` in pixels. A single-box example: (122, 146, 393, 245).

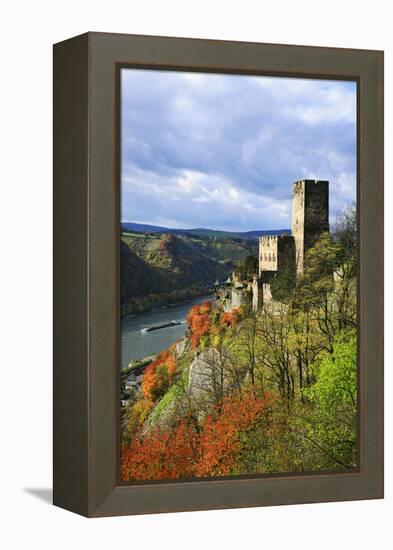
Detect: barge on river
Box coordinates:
(141, 320, 182, 333)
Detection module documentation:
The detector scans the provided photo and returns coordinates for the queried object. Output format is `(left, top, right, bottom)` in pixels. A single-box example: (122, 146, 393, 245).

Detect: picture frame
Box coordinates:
(53, 32, 383, 517)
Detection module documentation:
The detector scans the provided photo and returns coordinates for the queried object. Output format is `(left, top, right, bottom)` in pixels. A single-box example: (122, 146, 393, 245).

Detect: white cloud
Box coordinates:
(121, 69, 357, 231)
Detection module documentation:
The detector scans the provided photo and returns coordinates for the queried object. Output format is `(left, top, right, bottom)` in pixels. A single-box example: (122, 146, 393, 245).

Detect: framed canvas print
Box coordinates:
(53, 32, 383, 517)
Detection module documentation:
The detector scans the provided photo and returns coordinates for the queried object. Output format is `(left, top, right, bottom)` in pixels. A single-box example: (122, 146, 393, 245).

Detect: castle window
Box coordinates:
(272, 253, 276, 261)
(268, 254, 271, 261)
(264, 254, 267, 261)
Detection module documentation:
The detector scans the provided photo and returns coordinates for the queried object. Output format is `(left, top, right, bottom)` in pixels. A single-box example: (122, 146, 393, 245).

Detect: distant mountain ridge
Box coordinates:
(122, 222, 290, 240)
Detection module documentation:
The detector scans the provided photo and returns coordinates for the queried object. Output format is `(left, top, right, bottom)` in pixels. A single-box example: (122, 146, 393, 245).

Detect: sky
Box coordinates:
(121, 69, 357, 232)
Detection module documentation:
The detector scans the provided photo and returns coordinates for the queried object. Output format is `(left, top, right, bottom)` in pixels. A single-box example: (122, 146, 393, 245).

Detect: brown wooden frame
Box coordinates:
(53, 32, 384, 517)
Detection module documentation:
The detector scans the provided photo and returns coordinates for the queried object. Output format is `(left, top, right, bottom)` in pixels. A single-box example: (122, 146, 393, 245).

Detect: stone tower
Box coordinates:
(291, 180, 329, 273)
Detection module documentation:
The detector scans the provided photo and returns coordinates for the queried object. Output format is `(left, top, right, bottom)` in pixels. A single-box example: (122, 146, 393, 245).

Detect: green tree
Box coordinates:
(301, 330, 357, 469)
(270, 268, 296, 302)
(333, 205, 357, 279)
(295, 232, 339, 352)
(332, 207, 357, 330)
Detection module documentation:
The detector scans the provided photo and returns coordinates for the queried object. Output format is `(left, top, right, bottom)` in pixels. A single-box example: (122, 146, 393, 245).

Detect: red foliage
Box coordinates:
(121, 391, 275, 481)
(121, 420, 199, 480)
(196, 391, 273, 476)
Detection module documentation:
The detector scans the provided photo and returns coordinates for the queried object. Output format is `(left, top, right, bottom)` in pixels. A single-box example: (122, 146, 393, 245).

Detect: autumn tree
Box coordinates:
(121, 420, 199, 480)
(121, 391, 277, 480)
(141, 350, 177, 401)
(187, 301, 212, 349)
(196, 391, 275, 477)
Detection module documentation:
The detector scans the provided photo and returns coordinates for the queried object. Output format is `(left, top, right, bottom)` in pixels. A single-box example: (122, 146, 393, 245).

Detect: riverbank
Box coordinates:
(121, 287, 213, 319)
(122, 289, 215, 320)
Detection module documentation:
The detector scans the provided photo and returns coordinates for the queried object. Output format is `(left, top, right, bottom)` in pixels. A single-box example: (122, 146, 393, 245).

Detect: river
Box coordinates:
(121, 295, 214, 369)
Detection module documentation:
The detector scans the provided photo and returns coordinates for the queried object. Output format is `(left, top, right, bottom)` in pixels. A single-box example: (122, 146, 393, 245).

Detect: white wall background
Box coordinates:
(1, 1, 391, 548)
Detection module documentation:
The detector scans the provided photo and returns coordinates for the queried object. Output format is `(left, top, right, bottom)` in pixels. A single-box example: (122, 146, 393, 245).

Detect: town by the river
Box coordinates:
(121, 295, 214, 370)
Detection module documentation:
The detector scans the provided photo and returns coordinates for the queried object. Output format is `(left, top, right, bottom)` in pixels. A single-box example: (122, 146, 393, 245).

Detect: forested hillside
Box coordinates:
(121, 210, 358, 480)
(121, 231, 257, 315)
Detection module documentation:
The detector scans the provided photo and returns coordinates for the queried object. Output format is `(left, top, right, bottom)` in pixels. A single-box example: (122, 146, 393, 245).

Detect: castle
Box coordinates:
(219, 179, 329, 311)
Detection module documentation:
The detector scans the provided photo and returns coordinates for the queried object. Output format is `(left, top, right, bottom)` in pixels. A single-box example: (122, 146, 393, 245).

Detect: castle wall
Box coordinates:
(262, 282, 273, 303)
(231, 288, 251, 309)
(252, 276, 264, 311)
(259, 271, 276, 306)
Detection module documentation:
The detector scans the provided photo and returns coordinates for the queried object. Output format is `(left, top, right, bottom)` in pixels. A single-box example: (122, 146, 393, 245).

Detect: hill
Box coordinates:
(121, 232, 256, 316)
(121, 221, 290, 240)
(121, 227, 358, 480)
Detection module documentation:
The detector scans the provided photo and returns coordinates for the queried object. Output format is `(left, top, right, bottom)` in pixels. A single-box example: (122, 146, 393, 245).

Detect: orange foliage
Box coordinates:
(121, 391, 275, 481)
(219, 308, 241, 328)
(186, 304, 200, 325)
(196, 391, 273, 476)
(199, 301, 212, 315)
(187, 301, 212, 349)
(121, 420, 199, 480)
(141, 350, 177, 401)
(191, 314, 211, 348)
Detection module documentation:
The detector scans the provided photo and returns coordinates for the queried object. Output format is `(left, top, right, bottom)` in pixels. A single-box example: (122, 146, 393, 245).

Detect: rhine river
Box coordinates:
(121, 295, 214, 369)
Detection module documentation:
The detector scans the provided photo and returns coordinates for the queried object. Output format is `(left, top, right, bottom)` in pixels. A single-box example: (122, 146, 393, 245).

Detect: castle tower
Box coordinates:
(258, 235, 295, 276)
(291, 179, 329, 273)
